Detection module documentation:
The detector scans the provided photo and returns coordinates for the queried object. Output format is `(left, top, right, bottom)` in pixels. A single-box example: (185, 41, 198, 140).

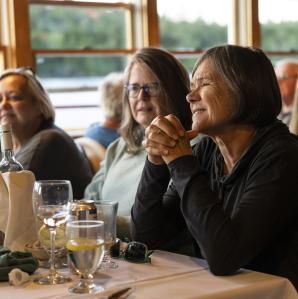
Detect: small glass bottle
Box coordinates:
(0, 124, 23, 172)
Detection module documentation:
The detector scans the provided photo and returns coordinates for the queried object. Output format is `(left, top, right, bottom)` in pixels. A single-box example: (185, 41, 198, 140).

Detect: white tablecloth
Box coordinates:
(0, 250, 296, 299)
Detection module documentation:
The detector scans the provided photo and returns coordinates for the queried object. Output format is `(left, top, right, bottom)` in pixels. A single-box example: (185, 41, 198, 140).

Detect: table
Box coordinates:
(0, 250, 297, 299)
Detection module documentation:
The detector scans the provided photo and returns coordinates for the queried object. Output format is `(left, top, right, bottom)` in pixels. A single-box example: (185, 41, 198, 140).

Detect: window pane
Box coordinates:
(36, 54, 127, 77)
(30, 4, 129, 49)
(36, 55, 128, 135)
(157, 0, 230, 50)
(259, 0, 298, 51)
(177, 55, 201, 74)
(55, 106, 102, 136)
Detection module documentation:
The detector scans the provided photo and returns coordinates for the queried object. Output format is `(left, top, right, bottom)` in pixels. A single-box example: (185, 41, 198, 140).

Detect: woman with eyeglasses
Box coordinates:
(85, 47, 192, 240)
(132, 45, 298, 290)
(0, 68, 93, 199)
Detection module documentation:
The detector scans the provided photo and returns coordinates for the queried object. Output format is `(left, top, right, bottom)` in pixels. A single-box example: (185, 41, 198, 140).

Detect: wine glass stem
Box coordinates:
(49, 228, 56, 276)
(82, 273, 93, 289)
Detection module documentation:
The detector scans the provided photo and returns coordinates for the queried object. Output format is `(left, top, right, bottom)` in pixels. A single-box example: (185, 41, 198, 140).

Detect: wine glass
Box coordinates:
(66, 220, 105, 294)
(96, 201, 118, 269)
(32, 180, 72, 285)
(37, 222, 67, 269)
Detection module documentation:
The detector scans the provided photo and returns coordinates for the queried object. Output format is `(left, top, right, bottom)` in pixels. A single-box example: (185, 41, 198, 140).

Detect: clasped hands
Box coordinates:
(142, 114, 198, 165)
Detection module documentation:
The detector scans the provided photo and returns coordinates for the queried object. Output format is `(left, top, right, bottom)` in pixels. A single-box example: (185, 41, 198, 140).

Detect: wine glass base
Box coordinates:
(34, 272, 72, 285)
(69, 280, 104, 294)
(99, 253, 118, 269)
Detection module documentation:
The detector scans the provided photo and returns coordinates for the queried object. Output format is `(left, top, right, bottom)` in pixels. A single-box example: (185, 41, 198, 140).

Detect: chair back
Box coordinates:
(75, 137, 106, 174)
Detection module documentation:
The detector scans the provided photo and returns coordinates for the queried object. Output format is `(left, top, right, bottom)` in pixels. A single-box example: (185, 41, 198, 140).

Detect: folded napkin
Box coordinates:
(0, 246, 38, 281)
(0, 171, 37, 251)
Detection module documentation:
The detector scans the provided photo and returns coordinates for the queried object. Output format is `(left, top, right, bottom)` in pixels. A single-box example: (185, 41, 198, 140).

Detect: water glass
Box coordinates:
(66, 220, 105, 294)
(96, 201, 118, 269)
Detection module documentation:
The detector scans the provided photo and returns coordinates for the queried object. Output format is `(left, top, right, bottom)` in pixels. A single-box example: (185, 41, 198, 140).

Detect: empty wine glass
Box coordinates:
(32, 180, 72, 285)
(96, 201, 118, 269)
(66, 220, 105, 294)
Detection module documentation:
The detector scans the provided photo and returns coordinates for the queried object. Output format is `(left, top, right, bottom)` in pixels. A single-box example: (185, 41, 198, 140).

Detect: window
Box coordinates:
(259, 0, 298, 64)
(2, 0, 294, 134)
(29, 0, 135, 136)
(157, 0, 232, 72)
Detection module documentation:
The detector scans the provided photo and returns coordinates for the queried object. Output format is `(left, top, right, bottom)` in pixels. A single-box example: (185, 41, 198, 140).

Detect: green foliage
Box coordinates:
(160, 16, 227, 50)
(30, 5, 126, 49)
(36, 56, 127, 77)
(29, 4, 298, 78)
(30, 4, 127, 77)
(261, 21, 298, 51)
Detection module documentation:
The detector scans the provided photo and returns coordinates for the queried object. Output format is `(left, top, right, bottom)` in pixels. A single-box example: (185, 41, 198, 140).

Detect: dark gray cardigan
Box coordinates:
(15, 120, 92, 200)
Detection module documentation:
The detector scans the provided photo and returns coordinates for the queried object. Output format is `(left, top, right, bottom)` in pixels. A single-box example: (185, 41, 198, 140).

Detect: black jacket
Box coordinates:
(131, 120, 298, 289)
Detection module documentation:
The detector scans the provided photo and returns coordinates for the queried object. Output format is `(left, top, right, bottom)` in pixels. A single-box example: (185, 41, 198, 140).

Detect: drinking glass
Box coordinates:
(32, 180, 72, 285)
(96, 201, 118, 269)
(66, 220, 105, 294)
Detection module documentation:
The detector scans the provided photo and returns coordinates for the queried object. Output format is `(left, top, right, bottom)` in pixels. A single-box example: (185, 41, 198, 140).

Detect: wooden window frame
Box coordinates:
(250, 0, 298, 59)
(5, 0, 298, 68)
(5, 0, 297, 133)
(8, 0, 137, 71)
(0, 45, 7, 70)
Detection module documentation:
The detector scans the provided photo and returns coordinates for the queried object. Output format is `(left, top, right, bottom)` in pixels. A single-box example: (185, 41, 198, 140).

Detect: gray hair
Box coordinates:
(99, 72, 124, 123)
(0, 67, 55, 122)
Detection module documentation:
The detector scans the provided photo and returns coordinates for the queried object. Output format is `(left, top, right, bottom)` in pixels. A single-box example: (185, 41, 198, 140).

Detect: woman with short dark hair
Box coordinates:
(132, 45, 298, 289)
(196, 46, 281, 126)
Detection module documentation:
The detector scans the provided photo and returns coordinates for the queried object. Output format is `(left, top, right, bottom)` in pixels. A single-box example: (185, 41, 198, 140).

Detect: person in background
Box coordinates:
(85, 47, 192, 240)
(289, 81, 298, 134)
(85, 72, 124, 149)
(132, 45, 298, 289)
(0, 67, 93, 199)
(275, 59, 298, 125)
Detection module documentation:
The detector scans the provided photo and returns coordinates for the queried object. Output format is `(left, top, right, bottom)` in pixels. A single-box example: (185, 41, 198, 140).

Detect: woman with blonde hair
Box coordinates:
(0, 67, 92, 199)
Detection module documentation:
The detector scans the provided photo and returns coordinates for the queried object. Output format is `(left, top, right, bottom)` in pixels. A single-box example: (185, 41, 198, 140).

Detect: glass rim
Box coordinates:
(35, 179, 71, 185)
(95, 200, 118, 206)
(67, 220, 104, 228)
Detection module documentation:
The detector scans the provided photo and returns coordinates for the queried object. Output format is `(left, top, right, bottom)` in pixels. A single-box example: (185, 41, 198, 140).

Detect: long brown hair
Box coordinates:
(121, 47, 192, 153)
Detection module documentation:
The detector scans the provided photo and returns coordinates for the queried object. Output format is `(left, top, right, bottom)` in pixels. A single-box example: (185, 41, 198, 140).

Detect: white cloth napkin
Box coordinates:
(0, 170, 36, 251)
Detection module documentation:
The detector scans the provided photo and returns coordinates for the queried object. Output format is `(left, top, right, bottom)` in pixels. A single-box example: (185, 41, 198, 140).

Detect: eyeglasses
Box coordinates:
(110, 239, 153, 263)
(125, 82, 159, 98)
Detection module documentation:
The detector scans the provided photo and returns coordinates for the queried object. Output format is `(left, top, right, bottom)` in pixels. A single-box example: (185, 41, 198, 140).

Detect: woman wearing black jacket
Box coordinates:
(132, 45, 298, 289)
